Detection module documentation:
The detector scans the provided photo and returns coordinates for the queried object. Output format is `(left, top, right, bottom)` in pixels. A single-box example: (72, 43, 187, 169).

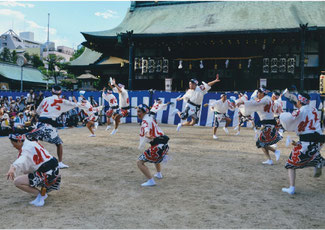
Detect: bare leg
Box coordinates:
(106, 117, 111, 125)
(225, 117, 231, 127)
(137, 160, 152, 179)
(155, 163, 161, 173)
(288, 169, 296, 187)
(282, 168, 296, 194)
(154, 163, 163, 179)
(114, 115, 121, 129)
(14, 175, 39, 195)
(56, 144, 63, 162)
(182, 120, 191, 126)
(266, 146, 276, 153)
(86, 121, 94, 134)
(188, 118, 196, 126)
(213, 127, 217, 135)
(261, 147, 271, 160)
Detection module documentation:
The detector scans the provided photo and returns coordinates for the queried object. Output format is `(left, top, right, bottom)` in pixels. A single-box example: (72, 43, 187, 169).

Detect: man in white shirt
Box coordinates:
(149, 98, 172, 121)
(73, 96, 103, 137)
(108, 79, 130, 135)
(102, 86, 119, 131)
(271, 91, 284, 135)
(26, 85, 77, 169)
(7, 132, 61, 207)
(137, 104, 169, 187)
(173, 74, 221, 131)
(233, 92, 256, 136)
(204, 94, 235, 139)
(237, 87, 282, 165)
(14, 112, 26, 128)
(280, 92, 324, 195)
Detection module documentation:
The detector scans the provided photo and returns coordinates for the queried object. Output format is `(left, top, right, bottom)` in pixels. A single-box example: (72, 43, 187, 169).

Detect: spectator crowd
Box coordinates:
(0, 90, 82, 136)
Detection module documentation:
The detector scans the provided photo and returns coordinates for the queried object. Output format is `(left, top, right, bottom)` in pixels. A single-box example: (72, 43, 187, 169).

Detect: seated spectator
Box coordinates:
(3, 96, 10, 110)
(1, 113, 11, 136)
(66, 108, 79, 127)
(18, 96, 26, 112)
(35, 92, 44, 108)
(26, 90, 35, 106)
(0, 106, 4, 118)
(14, 112, 27, 128)
(9, 99, 18, 112)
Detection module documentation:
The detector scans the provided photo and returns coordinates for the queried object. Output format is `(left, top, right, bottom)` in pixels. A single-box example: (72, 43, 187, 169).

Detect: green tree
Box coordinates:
(70, 46, 85, 61)
(31, 54, 44, 68)
(23, 52, 31, 63)
(47, 54, 65, 84)
(0, 47, 11, 62)
(11, 50, 18, 63)
(38, 66, 54, 88)
(57, 72, 77, 90)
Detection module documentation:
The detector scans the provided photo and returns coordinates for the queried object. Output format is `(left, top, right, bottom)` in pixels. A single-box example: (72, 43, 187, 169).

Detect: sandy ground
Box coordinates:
(0, 123, 325, 229)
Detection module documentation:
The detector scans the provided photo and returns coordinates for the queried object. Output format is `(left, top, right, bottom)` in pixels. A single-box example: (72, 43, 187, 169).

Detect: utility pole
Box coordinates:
(20, 66, 23, 92)
(46, 13, 50, 88)
(47, 13, 50, 43)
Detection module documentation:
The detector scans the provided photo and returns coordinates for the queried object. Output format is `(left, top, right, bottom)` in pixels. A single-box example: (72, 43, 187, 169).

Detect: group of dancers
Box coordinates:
(5, 74, 324, 207)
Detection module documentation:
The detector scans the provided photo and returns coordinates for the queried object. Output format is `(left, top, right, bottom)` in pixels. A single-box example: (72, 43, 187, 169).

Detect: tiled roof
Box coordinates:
(82, 1, 325, 38)
(0, 62, 54, 84)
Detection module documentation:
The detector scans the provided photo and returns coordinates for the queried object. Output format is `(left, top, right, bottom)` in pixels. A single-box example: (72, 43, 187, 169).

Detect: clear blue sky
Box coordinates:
(0, 1, 131, 49)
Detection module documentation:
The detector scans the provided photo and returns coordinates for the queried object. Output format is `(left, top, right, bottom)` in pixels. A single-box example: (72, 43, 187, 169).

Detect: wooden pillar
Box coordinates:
(127, 30, 134, 90)
(319, 31, 325, 70)
(299, 23, 308, 91)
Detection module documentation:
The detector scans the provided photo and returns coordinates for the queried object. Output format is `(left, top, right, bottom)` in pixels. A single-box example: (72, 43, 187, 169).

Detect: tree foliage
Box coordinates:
(11, 50, 18, 64)
(23, 52, 31, 62)
(0, 47, 11, 62)
(70, 46, 85, 61)
(31, 54, 44, 68)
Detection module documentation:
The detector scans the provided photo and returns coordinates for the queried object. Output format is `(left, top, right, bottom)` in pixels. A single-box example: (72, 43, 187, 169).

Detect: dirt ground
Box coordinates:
(0, 123, 325, 229)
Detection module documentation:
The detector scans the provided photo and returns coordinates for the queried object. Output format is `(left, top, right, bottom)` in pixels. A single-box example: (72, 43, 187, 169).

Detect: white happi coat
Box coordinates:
(13, 139, 54, 175)
(182, 82, 211, 106)
(150, 102, 168, 114)
(77, 100, 101, 118)
(36, 95, 77, 119)
(112, 87, 129, 108)
(272, 98, 284, 117)
(102, 92, 118, 107)
(138, 114, 164, 150)
(235, 94, 251, 116)
(243, 95, 274, 121)
(209, 99, 235, 114)
(280, 104, 322, 135)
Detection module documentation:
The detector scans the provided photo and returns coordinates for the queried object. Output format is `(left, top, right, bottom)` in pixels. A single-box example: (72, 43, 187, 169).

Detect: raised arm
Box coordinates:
(111, 78, 122, 93)
(207, 74, 221, 87)
(107, 82, 114, 90)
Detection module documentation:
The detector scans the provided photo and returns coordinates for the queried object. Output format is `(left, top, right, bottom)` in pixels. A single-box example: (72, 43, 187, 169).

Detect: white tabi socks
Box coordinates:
(141, 178, 156, 187)
(176, 123, 182, 132)
(29, 193, 48, 207)
(111, 129, 118, 135)
(154, 172, 163, 179)
(286, 135, 291, 147)
(274, 150, 281, 161)
(223, 127, 229, 134)
(282, 186, 295, 195)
